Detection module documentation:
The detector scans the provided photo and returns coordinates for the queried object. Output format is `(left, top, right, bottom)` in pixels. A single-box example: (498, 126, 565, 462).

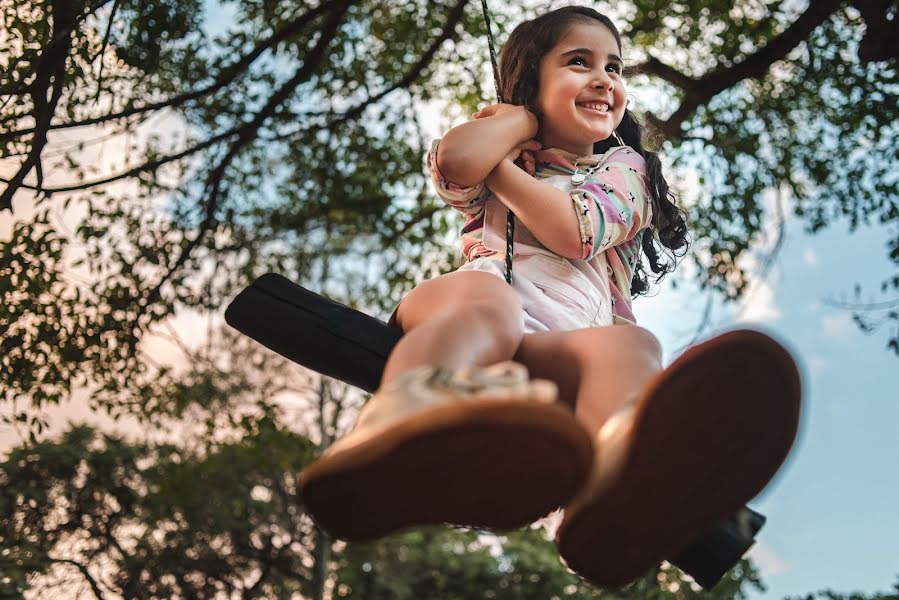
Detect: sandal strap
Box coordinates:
(354, 361, 554, 432)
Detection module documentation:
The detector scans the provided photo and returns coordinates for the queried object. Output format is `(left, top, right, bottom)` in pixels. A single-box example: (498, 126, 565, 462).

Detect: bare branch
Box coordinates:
(278, 0, 469, 142)
(823, 295, 899, 312)
(92, 0, 122, 103)
(0, 0, 76, 211)
(49, 558, 107, 600)
(631, 0, 845, 138)
(131, 1, 355, 339)
(1, 0, 352, 141)
(0, 129, 233, 195)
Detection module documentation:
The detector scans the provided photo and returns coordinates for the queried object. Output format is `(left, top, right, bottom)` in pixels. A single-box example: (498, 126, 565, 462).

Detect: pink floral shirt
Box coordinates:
(427, 140, 653, 325)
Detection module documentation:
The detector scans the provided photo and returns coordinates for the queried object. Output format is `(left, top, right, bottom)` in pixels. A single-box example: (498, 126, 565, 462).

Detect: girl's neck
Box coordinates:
(538, 135, 594, 158)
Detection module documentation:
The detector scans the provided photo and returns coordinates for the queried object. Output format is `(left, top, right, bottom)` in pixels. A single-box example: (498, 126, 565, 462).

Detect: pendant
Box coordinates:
(571, 172, 586, 186)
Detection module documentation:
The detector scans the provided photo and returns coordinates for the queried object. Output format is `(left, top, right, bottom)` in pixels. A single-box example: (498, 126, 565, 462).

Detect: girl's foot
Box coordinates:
(299, 361, 594, 541)
(555, 329, 801, 586)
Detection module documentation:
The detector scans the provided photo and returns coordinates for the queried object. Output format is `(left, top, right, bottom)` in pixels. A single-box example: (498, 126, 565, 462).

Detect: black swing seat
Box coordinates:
(225, 272, 765, 589)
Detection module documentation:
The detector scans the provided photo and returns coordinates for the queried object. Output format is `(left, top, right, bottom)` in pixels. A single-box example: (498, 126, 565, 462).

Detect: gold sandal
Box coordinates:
(299, 361, 594, 541)
(556, 329, 801, 586)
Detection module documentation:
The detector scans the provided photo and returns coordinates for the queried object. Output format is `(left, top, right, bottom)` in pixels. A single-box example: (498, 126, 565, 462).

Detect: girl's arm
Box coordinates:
(485, 158, 583, 259)
(436, 106, 538, 188)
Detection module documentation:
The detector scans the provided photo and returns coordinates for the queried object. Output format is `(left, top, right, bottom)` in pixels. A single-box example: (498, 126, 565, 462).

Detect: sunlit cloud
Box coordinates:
(736, 277, 783, 323)
(748, 541, 794, 577)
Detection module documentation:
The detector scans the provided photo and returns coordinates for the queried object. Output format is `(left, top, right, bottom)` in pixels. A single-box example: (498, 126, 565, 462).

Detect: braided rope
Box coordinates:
(479, 0, 514, 285)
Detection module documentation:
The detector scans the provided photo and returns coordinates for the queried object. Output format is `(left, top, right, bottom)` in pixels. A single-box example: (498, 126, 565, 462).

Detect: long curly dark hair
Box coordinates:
(497, 6, 689, 296)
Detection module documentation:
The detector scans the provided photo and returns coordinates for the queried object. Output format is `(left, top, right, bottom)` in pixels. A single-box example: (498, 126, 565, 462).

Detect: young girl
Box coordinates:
(300, 6, 801, 587)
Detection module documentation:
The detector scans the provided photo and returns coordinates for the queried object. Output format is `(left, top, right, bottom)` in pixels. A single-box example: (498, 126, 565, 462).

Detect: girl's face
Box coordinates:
(536, 21, 627, 156)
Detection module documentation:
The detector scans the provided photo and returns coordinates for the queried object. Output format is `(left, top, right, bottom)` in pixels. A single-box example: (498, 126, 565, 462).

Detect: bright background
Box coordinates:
(2, 2, 896, 598)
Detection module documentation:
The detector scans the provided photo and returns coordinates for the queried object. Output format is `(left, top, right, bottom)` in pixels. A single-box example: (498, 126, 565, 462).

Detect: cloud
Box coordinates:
(736, 277, 783, 323)
(748, 541, 794, 577)
(803, 248, 818, 268)
(807, 355, 828, 376)
(821, 313, 857, 340)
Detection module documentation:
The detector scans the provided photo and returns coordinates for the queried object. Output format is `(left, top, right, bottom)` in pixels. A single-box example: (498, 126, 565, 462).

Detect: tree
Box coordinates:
(335, 527, 765, 600)
(0, 422, 319, 599)
(0, 312, 355, 598)
(0, 308, 762, 598)
(2, 1, 897, 594)
(785, 577, 899, 600)
(2, 0, 898, 432)
(1, 421, 768, 599)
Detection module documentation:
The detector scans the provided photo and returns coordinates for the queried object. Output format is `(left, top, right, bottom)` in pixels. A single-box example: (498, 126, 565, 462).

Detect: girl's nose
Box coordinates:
(591, 73, 613, 91)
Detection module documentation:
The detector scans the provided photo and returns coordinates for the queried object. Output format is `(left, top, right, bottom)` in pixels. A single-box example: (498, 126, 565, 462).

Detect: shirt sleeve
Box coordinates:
(426, 138, 491, 216)
(569, 147, 653, 262)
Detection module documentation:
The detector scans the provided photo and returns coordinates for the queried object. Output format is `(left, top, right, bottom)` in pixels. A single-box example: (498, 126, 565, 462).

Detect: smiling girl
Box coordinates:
(299, 6, 801, 587)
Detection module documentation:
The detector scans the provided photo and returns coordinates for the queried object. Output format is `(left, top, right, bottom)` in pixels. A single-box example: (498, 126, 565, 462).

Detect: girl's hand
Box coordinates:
(471, 102, 524, 120)
(504, 139, 541, 176)
(472, 106, 541, 175)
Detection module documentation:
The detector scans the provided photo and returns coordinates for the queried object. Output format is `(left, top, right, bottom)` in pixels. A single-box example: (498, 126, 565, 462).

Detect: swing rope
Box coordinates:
(479, 0, 515, 285)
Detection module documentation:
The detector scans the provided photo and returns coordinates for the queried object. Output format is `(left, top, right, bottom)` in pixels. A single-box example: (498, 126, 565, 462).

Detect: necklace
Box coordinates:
(571, 160, 601, 186)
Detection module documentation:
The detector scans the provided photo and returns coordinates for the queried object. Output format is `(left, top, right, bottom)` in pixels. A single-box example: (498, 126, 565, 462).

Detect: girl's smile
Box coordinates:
(537, 21, 627, 155)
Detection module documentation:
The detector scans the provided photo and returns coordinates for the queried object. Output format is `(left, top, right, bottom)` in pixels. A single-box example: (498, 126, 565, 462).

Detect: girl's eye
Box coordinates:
(607, 64, 622, 74)
(568, 57, 588, 67)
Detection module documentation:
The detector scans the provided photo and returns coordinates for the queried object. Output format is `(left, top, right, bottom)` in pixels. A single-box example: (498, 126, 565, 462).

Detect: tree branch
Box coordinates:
(0, 0, 76, 211)
(133, 0, 467, 337)
(278, 0, 469, 142)
(0, 0, 350, 142)
(92, 0, 122, 103)
(130, 1, 354, 339)
(0, 129, 233, 195)
(631, 0, 845, 139)
(823, 295, 899, 312)
(49, 558, 107, 600)
(0, 0, 115, 98)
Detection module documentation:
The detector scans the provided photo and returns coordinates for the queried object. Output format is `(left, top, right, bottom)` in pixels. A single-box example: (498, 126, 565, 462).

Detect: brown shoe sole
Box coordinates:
(300, 398, 594, 541)
(556, 329, 801, 586)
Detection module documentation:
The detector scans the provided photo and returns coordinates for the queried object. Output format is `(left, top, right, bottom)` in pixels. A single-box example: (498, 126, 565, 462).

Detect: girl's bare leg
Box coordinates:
(523, 325, 801, 587)
(513, 325, 664, 436)
(381, 270, 526, 389)
(300, 271, 597, 541)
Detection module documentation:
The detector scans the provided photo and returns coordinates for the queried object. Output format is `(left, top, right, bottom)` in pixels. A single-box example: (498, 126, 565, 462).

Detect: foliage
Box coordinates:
(784, 576, 899, 599)
(2, 1, 898, 596)
(2, 1, 898, 427)
(0, 421, 318, 598)
(1, 421, 767, 599)
(337, 526, 765, 600)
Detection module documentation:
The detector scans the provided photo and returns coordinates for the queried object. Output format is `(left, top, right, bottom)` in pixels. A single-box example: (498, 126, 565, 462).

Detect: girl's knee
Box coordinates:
(396, 270, 523, 334)
(567, 324, 662, 368)
(468, 298, 525, 346)
(626, 325, 663, 362)
(458, 270, 522, 310)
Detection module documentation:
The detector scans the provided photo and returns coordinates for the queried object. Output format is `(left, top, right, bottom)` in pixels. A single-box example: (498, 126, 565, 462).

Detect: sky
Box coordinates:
(3, 2, 897, 598)
(632, 209, 899, 598)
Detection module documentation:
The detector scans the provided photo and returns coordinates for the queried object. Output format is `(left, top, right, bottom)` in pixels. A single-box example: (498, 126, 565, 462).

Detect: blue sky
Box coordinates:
(634, 210, 899, 597)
